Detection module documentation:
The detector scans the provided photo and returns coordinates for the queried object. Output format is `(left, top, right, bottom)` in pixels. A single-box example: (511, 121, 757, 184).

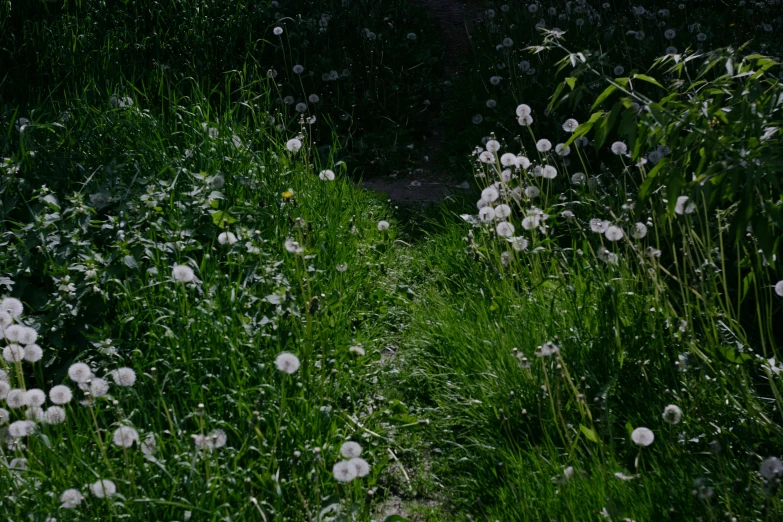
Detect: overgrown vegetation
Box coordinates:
(1, 0, 782, 521)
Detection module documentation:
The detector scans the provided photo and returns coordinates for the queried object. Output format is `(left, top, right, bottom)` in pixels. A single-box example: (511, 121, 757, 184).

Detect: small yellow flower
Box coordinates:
(282, 191, 293, 199)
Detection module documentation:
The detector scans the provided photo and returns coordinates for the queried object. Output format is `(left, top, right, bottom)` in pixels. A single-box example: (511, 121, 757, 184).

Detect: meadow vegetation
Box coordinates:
(1, 1, 783, 521)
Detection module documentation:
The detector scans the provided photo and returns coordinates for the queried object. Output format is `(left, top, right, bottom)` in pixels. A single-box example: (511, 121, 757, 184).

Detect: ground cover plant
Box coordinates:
(2, 0, 783, 521)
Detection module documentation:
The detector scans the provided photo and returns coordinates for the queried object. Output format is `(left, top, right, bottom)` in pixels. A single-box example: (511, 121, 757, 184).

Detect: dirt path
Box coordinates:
(360, 0, 481, 206)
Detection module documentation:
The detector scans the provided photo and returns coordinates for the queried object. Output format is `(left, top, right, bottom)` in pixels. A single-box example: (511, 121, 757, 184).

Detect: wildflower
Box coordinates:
(525, 186, 540, 198)
(562, 119, 579, 132)
(773, 281, 783, 297)
(0, 381, 7, 400)
(536, 139, 552, 152)
(479, 151, 495, 164)
(319, 169, 335, 181)
(662, 404, 682, 424)
(293, 65, 304, 74)
(0, 298, 23, 318)
(697, 32, 707, 41)
(502, 37, 513, 47)
(0, 408, 8, 424)
(17, 326, 37, 345)
(25, 389, 46, 407)
(49, 385, 73, 404)
(141, 433, 157, 459)
(664, 29, 676, 39)
(481, 187, 500, 202)
(674, 195, 695, 215)
(4, 324, 23, 342)
(296, 103, 307, 113)
(646, 247, 662, 258)
(2, 344, 24, 363)
(631, 427, 654, 446)
(495, 204, 512, 219)
(631, 222, 648, 239)
(6, 389, 27, 408)
(350, 457, 371, 477)
(90, 479, 117, 498)
(528, 3, 538, 12)
(610, 141, 627, 155)
(218, 232, 237, 245)
(605, 226, 624, 241)
(60, 489, 84, 509)
(516, 104, 532, 118)
(8, 420, 35, 438)
(111, 368, 137, 387)
(286, 138, 303, 152)
(486, 99, 497, 108)
(496, 222, 515, 237)
(509, 236, 529, 251)
(665, 46, 678, 55)
(486, 140, 501, 153)
(489, 76, 502, 85)
(472, 114, 483, 124)
(336, 264, 347, 272)
(478, 207, 496, 223)
(760, 457, 783, 480)
(597, 247, 618, 264)
(500, 153, 518, 167)
(542, 165, 557, 179)
(536, 341, 559, 357)
(377, 220, 390, 231)
(0, 312, 11, 328)
(25, 406, 44, 421)
(333, 460, 358, 482)
(589, 219, 610, 233)
(44, 406, 66, 424)
(555, 143, 570, 156)
(113, 426, 140, 448)
(172, 264, 195, 283)
(284, 239, 304, 254)
(517, 114, 534, 126)
(614, 65, 625, 76)
(571, 172, 586, 184)
(349, 345, 365, 356)
(518, 61, 531, 72)
(273, 26, 283, 35)
(308, 94, 320, 103)
(22, 344, 42, 362)
(275, 352, 300, 374)
(406, 32, 417, 41)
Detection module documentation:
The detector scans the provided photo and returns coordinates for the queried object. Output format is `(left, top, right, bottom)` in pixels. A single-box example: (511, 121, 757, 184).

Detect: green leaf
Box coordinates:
(591, 84, 617, 111)
(210, 210, 237, 228)
(633, 74, 665, 89)
(638, 158, 670, 200)
(579, 424, 600, 444)
(594, 103, 621, 149)
(565, 77, 577, 90)
(718, 346, 753, 364)
(564, 111, 605, 147)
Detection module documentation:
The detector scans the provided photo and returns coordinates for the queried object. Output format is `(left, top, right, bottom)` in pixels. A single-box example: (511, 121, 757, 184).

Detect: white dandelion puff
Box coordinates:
(286, 138, 303, 152)
(562, 119, 579, 132)
(25, 388, 46, 407)
(774, 281, 783, 297)
(631, 222, 648, 239)
(509, 236, 529, 251)
(22, 344, 42, 363)
(6, 389, 27, 408)
(481, 187, 500, 202)
(662, 405, 682, 425)
(218, 232, 237, 245)
(495, 204, 512, 219)
(605, 226, 624, 241)
(536, 139, 552, 152)
(113, 426, 140, 448)
(0, 298, 23, 318)
(350, 457, 371, 477)
(8, 420, 35, 438)
(515, 104, 532, 117)
(341, 441, 363, 458)
(760, 457, 783, 480)
(172, 264, 195, 283)
(631, 427, 654, 446)
(516, 155, 531, 169)
(664, 29, 676, 39)
(0, 408, 8, 424)
(555, 143, 570, 156)
(589, 219, 610, 233)
(2, 344, 24, 363)
(284, 239, 304, 254)
(0, 381, 8, 400)
(275, 352, 300, 374)
(293, 65, 304, 74)
(49, 385, 73, 404)
(500, 153, 518, 167)
(485, 140, 501, 153)
(517, 114, 533, 126)
(86, 378, 110, 398)
(478, 207, 496, 223)
(333, 460, 358, 482)
(18, 326, 38, 345)
(90, 479, 117, 498)
(319, 169, 335, 181)
(674, 195, 695, 215)
(542, 165, 557, 179)
(571, 172, 586, 184)
(610, 141, 627, 155)
(348, 345, 365, 356)
(4, 324, 22, 342)
(273, 26, 283, 35)
(525, 186, 540, 198)
(496, 222, 515, 237)
(377, 220, 390, 231)
(110, 367, 137, 387)
(60, 489, 84, 509)
(44, 406, 66, 425)
(479, 151, 495, 163)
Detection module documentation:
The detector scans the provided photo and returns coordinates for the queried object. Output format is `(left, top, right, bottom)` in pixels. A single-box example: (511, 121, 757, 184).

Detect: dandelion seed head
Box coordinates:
(516, 104, 532, 117)
(218, 232, 237, 245)
(90, 479, 117, 498)
(631, 222, 648, 239)
(0, 298, 23, 318)
(605, 225, 624, 241)
(472, 114, 483, 125)
(25, 388, 46, 407)
(631, 427, 654, 446)
(319, 169, 335, 181)
(500, 153, 517, 167)
(111, 367, 137, 387)
(0, 381, 8, 400)
(555, 143, 570, 157)
(664, 29, 676, 39)
(44, 406, 66, 425)
(286, 138, 303, 152)
(662, 404, 682, 424)
(17, 326, 38, 345)
(275, 352, 300, 374)
(536, 139, 552, 152)
(479, 207, 496, 223)
(479, 151, 495, 163)
(349, 345, 365, 356)
(760, 457, 783, 480)
(4, 324, 22, 343)
(8, 420, 35, 438)
(481, 187, 500, 202)
(60, 489, 84, 509)
(349, 457, 371, 477)
(485, 140, 501, 153)
(611, 141, 627, 155)
(495, 204, 512, 219)
(22, 344, 42, 363)
(589, 219, 610, 233)
(562, 118, 579, 132)
(85, 378, 110, 398)
(172, 264, 195, 283)
(496, 222, 515, 237)
(674, 195, 695, 215)
(341, 441, 363, 458)
(525, 186, 540, 198)
(273, 26, 283, 35)
(0, 408, 9, 425)
(113, 426, 140, 448)
(2, 344, 24, 363)
(284, 239, 304, 254)
(571, 172, 586, 184)
(333, 460, 358, 482)
(542, 165, 557, 179)
(377, 220, 390, 231)
(0, 311, 11, 328)
(6, 389, 27, 408)
(49, 385, 73, 405)
(509, 236, 529, 251)
(293, 65, 304, 74)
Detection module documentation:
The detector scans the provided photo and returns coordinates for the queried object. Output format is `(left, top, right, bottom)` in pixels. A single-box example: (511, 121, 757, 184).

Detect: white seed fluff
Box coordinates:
(111, 367, 137, 387)
(631, 427, 654, 446)
(25, 388, 46, 407)
(536, 139, 552, 152)
(0, 297, 23, 318)
(60, 489, 85, 509)
(6, 389, 27, 408)
(2, 344, 24, 363)
(605, 226, 624, 241)
(319, 169, 335, 181)
(775, 281, 783, 297)
(286, 138, 303, 152)
(44, 406, 67, 425)
(218, 231, 237, 245)
(49, 385, 73, 404)
(662, 404, 682, 425)
(22, 344, 43, 363)
(172, 264, 195, 283)
(333, 460, 358, 482)
(8, 420, 35, 438)
(275, 352, 300, 374)
(611, 141, 628, 155)
(377, 220, 390, 231)
(90, 479, 117, 498)
(341, 441, 363, 458)
(349, 457, 371, 477)
(113, 426, 140, 448)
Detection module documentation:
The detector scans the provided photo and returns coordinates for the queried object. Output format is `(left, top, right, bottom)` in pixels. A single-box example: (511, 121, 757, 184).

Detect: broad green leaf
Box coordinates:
(210, 210, 237, 227)
(591, 84, 617, 111)
(638, 158, 670, 200)
(633, 74, 665, 89)
(565, 77, 577, 90)
(580, 424, 600, 444)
